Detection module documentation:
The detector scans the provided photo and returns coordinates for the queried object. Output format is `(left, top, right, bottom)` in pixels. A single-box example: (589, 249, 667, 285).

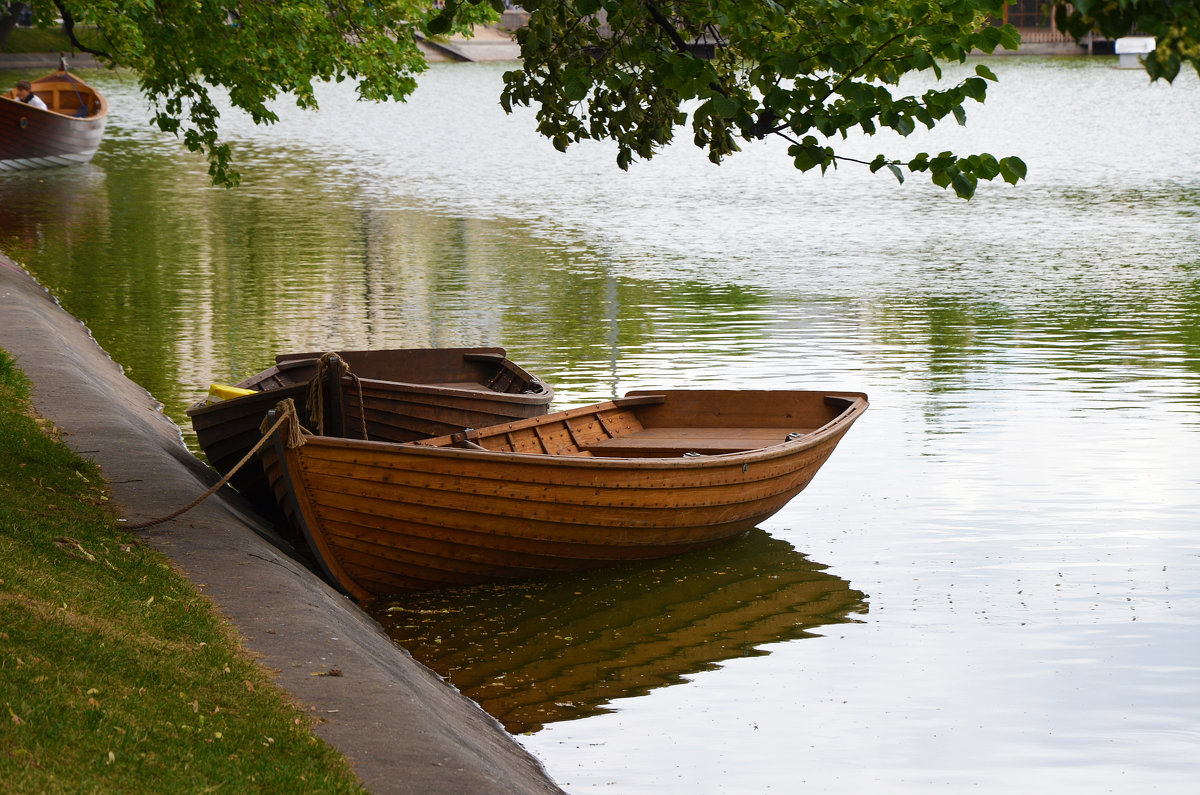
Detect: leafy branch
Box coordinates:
(503, 0, 1028, 198)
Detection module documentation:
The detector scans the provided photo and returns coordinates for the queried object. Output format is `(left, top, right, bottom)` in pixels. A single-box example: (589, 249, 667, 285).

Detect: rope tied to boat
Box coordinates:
(120, 399, 304, 530)
(305, 352, 369, 440)
(262, 397, 308, 449)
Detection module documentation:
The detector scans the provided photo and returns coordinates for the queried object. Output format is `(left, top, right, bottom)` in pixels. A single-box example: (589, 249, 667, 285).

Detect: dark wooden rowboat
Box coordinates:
(187, 347, 553, 512)
(0, 68, 108, 171)
(262, 388, 868, 600)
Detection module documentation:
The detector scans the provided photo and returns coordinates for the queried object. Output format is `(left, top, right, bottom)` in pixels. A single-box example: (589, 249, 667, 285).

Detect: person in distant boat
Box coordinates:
(14, 81, 47, 110)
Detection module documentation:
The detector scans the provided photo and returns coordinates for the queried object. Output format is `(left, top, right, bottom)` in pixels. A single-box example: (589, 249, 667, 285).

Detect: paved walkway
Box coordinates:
(419, 24, 522, 62)
(0, 253, 562, 794)
(0, 52, 101, 69)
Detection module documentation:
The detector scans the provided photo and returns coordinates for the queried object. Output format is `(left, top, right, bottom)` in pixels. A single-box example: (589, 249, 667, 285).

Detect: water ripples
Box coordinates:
(2, 55, 1200, 792)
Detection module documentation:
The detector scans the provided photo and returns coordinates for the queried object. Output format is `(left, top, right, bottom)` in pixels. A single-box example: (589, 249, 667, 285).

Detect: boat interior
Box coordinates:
(416, 392, 859, 459)
(5, 76, 104, 118)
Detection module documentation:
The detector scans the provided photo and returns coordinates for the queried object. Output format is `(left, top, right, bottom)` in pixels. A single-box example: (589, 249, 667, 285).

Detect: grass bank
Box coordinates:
(1, 26, 106, 54)
(0, 347, 362, 792)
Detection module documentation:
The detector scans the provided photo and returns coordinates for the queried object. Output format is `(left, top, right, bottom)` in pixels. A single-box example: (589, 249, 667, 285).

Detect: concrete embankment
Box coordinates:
(0, 252, 562, 794)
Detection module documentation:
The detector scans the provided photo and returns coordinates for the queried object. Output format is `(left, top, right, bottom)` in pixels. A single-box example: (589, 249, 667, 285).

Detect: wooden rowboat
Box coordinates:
(1, 66, 108, 171)
(187, 347, 553, 512)
(262, 388, 868, 600)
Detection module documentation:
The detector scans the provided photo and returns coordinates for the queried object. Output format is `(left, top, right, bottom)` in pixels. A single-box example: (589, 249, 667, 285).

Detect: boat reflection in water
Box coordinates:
(373, 528, 867, 733)
(0, 165, 109, 255)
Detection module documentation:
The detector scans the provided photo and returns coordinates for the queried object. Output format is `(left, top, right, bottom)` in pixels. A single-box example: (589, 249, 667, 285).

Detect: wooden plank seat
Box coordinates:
(580, 427, 815, 457)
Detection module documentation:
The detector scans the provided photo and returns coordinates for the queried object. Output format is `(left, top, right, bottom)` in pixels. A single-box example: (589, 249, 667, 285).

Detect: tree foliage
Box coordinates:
(496, 0, 1035, 199)
(1055, 0, 1200, 83)
(34, 0, 494, 185)
(21, 1, 1195, 197)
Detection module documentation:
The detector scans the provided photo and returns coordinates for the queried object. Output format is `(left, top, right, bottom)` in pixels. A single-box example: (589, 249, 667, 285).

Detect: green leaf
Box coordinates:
(563, 76, 589, 102)
(998, 156, 1028, 185)
(961, 77, 987, 102)
(908, 153, 930, 172)
(974, 153, 1000, 180)
(887, 164, 905, 185)
(775, 52, 800, 75)
(427, 15, 453, 35)
(951, 171, 977, 199)
(711, 93, 740, 119)
(999, 26, 1022, 52)
(789, 144, 818, 172)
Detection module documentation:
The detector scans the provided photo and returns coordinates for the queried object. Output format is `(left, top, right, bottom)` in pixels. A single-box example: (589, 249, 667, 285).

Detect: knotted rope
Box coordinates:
(121, 399, 305, 530)
(262, 397, 308, 449)
(304, 352, 368, 440)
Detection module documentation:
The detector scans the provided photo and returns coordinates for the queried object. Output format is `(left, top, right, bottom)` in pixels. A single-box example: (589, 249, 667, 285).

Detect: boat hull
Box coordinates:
(263, 389, 868, 599)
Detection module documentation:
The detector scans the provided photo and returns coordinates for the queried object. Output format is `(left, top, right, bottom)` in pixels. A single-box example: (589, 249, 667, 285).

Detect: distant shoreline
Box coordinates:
(0, 51, 102, 69)
(1, 24, 523, 68)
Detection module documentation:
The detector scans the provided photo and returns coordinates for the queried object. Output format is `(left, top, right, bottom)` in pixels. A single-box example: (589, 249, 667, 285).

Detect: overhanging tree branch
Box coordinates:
(52, 0, 110, 59)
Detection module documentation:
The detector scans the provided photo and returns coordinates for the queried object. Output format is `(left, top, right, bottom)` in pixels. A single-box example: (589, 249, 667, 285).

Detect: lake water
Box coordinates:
(2, 55, 1199, 792)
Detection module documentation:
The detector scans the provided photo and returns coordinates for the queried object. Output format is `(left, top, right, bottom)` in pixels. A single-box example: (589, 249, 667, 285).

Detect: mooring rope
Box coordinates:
(305, 355, 335, 434)
(261, 397, 308, 449)
(304, 352, 369, 440)
(120, 398, 305, 530)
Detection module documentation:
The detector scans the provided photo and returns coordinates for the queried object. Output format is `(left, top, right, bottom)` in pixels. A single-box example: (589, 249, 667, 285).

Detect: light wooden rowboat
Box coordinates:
(262, 389, 867, 599)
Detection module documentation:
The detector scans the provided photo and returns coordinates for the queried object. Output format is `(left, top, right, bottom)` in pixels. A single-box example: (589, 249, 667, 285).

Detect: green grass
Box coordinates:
(1, 26, 107, 54)
(0, 348, 363, 793)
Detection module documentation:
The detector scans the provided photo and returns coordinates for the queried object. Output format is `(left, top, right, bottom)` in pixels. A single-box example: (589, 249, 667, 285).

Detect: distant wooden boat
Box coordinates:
(0, 66, 108, 171)
(187, 348, 553, 512)
(262, 389, 868, 599)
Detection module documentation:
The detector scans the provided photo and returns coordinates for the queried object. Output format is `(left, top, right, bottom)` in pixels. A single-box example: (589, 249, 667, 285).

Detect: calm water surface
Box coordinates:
(2, 56, 1199, 792)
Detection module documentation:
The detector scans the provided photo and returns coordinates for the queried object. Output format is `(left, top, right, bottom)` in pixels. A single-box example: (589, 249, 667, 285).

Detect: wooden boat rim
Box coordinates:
(271, 348, 549, 396)
(185, 373, 552, 418)
(183, 347, 552, 418)
(303, 391, 869, 468)
(273, 345, 509, 365)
